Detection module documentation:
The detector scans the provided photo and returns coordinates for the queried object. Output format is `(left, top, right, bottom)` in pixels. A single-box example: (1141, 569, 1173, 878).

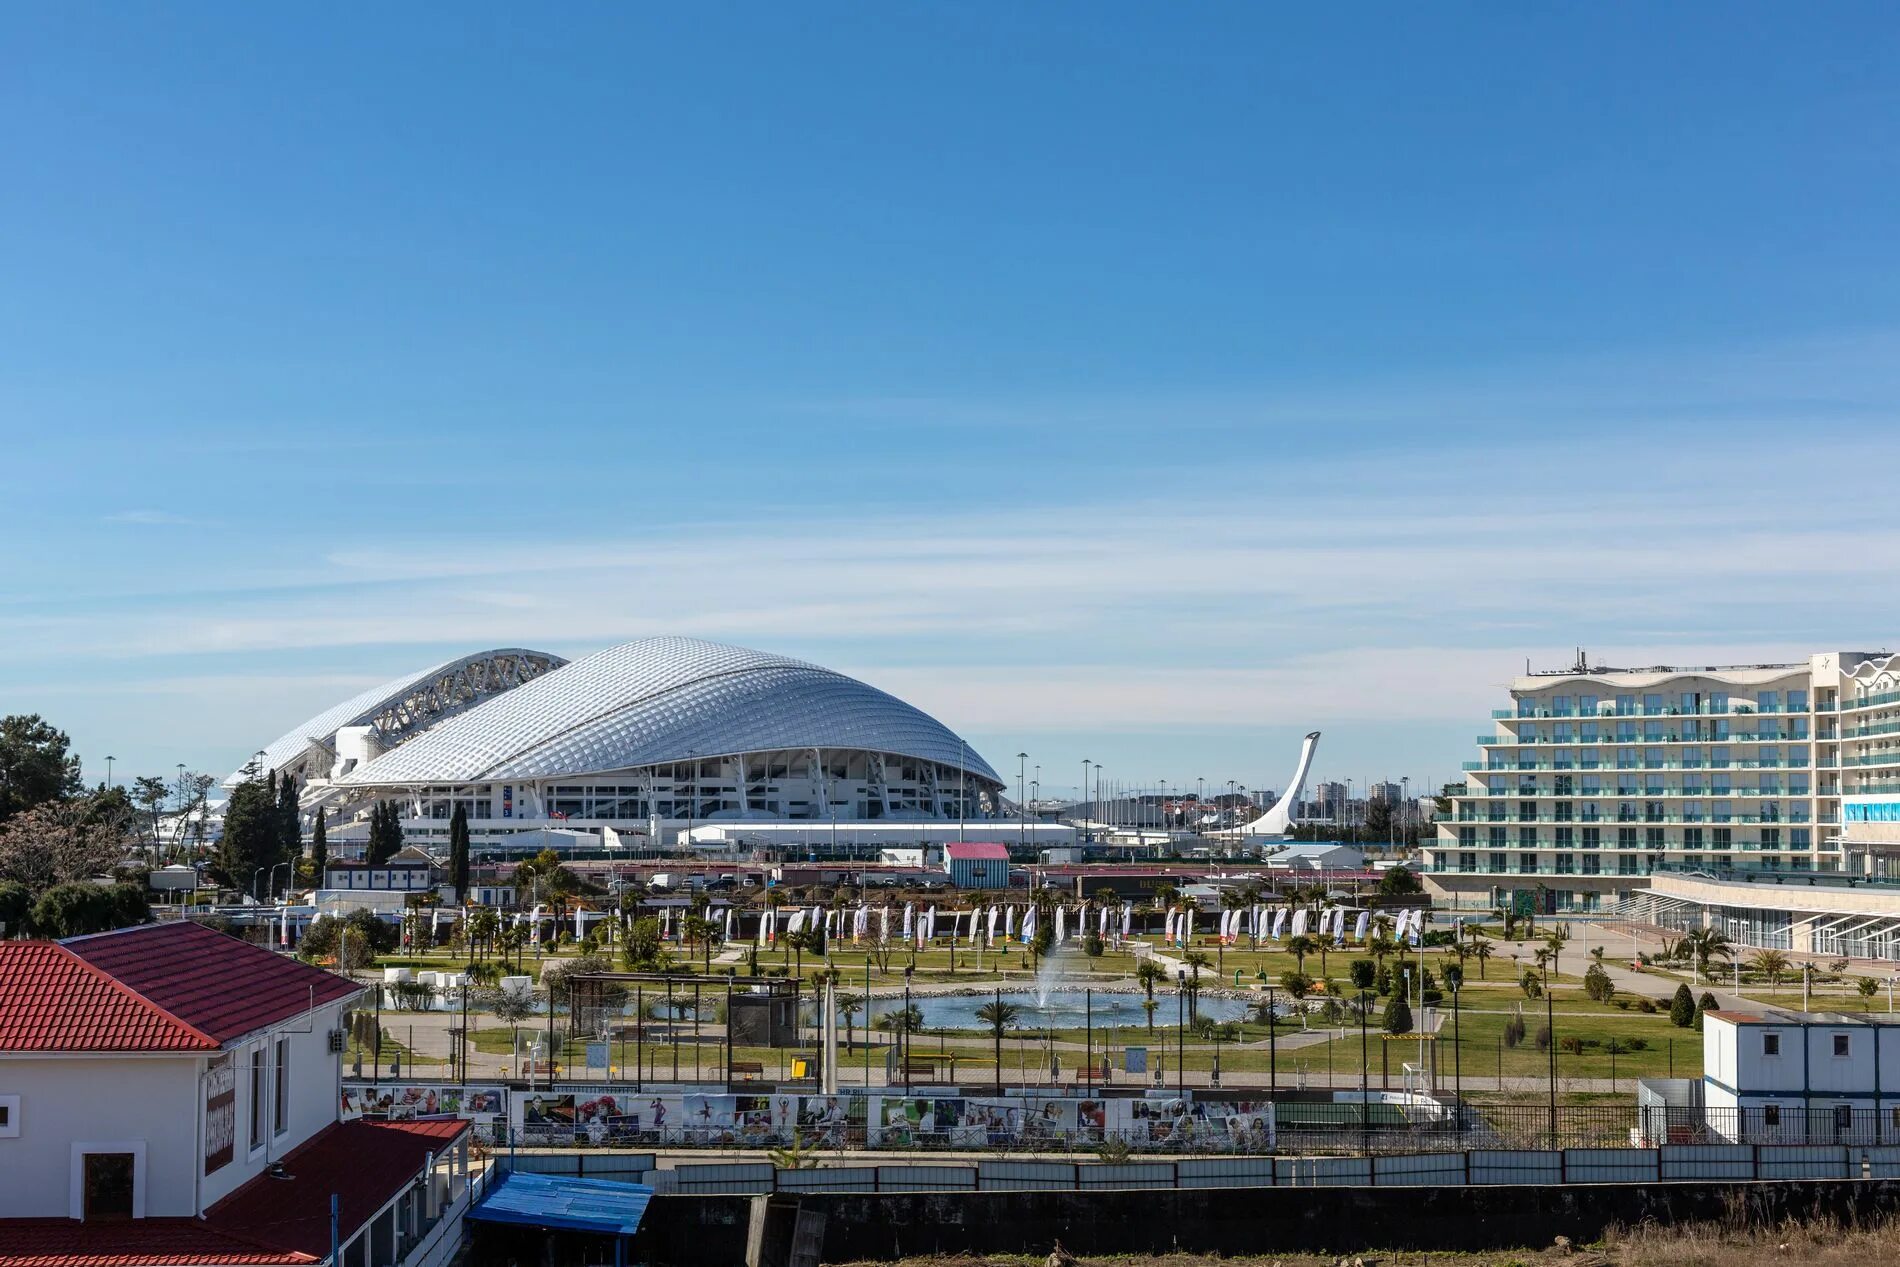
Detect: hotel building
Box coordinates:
(1425, 650, 1900, 916)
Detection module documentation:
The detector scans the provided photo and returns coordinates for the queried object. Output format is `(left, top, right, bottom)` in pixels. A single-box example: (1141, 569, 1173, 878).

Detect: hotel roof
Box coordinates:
(0, 921, 362, 1053)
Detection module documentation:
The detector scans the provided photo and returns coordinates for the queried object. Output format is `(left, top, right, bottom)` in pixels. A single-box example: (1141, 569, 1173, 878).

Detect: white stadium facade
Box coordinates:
(231, 637, 1030, 854)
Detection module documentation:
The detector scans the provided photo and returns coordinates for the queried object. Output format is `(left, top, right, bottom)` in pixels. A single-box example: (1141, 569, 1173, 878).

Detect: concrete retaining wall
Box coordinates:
(635, 1180, 1900, 1265)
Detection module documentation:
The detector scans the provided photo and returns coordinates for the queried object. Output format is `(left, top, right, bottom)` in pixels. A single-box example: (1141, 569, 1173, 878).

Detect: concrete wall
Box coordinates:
(633, 1181, 1900, 1265)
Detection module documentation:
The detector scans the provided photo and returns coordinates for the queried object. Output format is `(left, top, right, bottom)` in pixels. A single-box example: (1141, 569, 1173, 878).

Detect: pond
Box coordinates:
(843, 988, 1257, 1031)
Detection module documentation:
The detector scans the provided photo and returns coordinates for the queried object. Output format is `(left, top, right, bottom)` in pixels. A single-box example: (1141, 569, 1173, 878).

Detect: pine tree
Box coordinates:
(449, 803, 470, 903)
(1381, 992, 1414, 1035)
(310, 807, 328, 882)
(217, 777, 279, 893)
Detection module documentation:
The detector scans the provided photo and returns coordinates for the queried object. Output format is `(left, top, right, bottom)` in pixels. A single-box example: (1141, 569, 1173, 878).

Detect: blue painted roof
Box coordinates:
(469, 1170, 654, 1236)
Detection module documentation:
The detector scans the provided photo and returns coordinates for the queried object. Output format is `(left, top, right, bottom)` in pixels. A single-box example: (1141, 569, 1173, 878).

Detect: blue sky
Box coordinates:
(4, 5, 1899, 799)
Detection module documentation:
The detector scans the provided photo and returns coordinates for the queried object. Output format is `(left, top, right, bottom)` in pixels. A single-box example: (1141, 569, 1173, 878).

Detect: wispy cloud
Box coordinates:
(103, 509, 199, 526)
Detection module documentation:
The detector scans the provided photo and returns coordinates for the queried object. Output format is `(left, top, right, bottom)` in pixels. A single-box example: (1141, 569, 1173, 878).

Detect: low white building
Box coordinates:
(0, 920, 476, 1265)
(1266, 843, 1366, 871)
(1700, 1008, 1900, 1143)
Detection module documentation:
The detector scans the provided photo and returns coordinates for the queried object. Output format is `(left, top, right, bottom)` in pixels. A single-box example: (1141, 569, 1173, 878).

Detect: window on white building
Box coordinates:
(1763, 1032, 1780, 1056)
(1834, 1033, 1851, 1057)
(249, 1046, 266, 1151)
(1763, 1104, 1781, 1127)
(273, 1037, 291, 1136)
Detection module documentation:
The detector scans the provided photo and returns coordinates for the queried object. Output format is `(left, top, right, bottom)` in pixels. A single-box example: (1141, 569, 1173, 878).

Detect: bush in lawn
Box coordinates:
(1520, 969, 1543, 999)
(1636, 997, 1658, 1014)
(1612, 997, 1632, 1010)
(1535, 1025, 1552, 1051)
(1624, 1036, 1648, 1051)
(1583, 963, 1615, 1003)
(1503, 1014, 1527, 1048)
(1670, 983, 1696, 1028)
(1560, 1035, 1584, 1055)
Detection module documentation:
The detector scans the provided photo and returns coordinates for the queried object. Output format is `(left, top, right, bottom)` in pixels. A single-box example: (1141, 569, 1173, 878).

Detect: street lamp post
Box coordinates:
(104, 756, 115, 789)
(1018, 753, 1028, 852)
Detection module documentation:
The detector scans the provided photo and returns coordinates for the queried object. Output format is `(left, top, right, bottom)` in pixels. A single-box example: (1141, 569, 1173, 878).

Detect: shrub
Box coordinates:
(1520, 970, 1543, 999)
(1560, 1035, 1584, 1055)
(1612, 997, 1632, 1010)
(1583, 963, 1615, 1004)
(1670, 983, 1696, 1028)
(1624, 1036, 1649, 1052)
(1535, 1025, 1552, 1051)
(1636, 997, 1658, 1014)
(1503, 1015, 1527, 1048)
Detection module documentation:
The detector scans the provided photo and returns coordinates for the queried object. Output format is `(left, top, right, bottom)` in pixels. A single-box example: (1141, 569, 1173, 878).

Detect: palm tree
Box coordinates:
(1544, 927, 1570, 979)
(837, 990, 864, 1053)
(875, 1003, 923, 1035)
(975, 999, 1020, 1093)
(1183, 951, 1211, 1017)
(1680, 927, 1734, 983)
(1136, 960, 1165, 1033)
(1287, 934, 1317, 976)
(1748, 949, 1791, 993)
(1470, 935, 1494, 981)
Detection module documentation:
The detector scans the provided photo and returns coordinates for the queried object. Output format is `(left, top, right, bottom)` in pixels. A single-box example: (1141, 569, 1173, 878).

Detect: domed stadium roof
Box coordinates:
(341, 637, 1002, 787)
(228, 647, 567, 786)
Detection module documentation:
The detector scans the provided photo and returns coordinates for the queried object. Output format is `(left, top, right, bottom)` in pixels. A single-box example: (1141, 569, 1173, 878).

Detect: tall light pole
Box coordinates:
(1081, 760, 1092, 843)
(958, 739, 968, 842)
(104, 756, 115, 789)
(1017, 753, 1028, 852)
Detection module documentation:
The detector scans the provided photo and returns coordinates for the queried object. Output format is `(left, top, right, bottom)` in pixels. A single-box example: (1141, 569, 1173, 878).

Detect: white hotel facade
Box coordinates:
(1424, 650, 1900, 918)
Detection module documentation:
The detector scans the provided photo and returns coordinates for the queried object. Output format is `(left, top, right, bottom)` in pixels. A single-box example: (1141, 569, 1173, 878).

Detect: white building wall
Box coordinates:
(200, 1000, 350, 1209)
(0, 1054, 201, 1218)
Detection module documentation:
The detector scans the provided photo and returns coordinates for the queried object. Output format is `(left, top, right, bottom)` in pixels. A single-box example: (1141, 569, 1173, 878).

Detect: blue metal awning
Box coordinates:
(469, 1170, 654, 1237)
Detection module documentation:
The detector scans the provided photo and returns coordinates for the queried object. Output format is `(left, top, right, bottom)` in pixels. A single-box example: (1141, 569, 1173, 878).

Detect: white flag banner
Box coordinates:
(1290, 908, 1308, 938)
(1120, 902, 1132, 938)
(1271, 908, 1287, 939)
(1056, 907, 1068, 944)
(1409, 910, 1424, 946)
(1099, 904, 1110, 935)
(1022, 906, 1037, 943)
(1164, 910, 1176, 945)
(1353, 910, 1369, 942)
(902, 904, 914, 938)
(602, 825, 622, 850)
(1183, 908, 1194, 945)
(988, 906, 1001, 940)
(1005, 906, 1017, 938)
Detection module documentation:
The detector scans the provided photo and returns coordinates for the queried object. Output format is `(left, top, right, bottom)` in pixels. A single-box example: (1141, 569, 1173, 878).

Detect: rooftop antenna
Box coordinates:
(1575, 647, 1589, 673)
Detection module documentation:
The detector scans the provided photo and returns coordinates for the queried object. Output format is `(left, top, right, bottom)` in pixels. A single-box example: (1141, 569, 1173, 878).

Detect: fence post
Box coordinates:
(1463, 1149, 1471, 1186)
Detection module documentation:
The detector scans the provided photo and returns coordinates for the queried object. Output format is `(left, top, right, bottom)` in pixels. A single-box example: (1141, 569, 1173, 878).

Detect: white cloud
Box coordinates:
(103, 509, 198, 526)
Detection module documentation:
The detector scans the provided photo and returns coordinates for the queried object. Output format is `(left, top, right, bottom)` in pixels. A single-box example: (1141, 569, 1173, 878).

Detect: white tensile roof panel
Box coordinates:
(342, 637, 1002, 787)
(230, 647, 565, 786)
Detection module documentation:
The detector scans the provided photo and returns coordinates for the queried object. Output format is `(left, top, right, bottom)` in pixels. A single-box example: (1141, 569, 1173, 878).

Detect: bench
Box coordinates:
(727, 1060, 766, 1081)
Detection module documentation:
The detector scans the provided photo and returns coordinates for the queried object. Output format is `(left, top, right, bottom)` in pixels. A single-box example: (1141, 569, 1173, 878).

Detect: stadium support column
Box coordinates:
(809, 748, 829, 821)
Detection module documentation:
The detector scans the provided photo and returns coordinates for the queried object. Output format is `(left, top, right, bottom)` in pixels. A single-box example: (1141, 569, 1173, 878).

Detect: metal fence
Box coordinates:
(497, 1143, 1900, 1194)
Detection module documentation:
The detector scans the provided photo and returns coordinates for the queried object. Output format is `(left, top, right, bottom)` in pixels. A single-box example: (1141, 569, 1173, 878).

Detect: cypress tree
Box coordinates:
(449, 803, 470, 903)
(368, 800, 403, 865)
(310, 807, 328, 882)
(1381, 992, 1414, 1035)
(277, 773, 300, 872)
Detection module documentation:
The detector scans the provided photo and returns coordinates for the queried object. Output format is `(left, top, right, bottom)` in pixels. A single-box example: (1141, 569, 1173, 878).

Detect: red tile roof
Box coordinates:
(946, 842, 1010, 860)
(0, 942, 219, 1053)
(0, 1218, 314, 1266)
(64, 922, 362, 1045)
(204, 1119, 469, 1259)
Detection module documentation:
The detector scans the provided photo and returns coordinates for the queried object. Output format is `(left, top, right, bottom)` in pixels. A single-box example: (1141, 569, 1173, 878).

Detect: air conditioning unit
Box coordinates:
(326, 1030, 346, 1054)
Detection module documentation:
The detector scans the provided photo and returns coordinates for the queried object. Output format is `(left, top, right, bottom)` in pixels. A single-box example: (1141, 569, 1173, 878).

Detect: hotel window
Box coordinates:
(1490, 827, 1508, 848)
(1758, 690, 1781, 714)
(1684, 828, 1704, 848)
(1618, 828, 1638, 848)
(1581, 854, 1601, 875)
(1519, 827, 1538, 848)
(1710, 692, 1729, 713)
(273, 1037, 290, 1136)
(1792, 828, 1811, 848)
(1579, 695, 1599, 717)
(1615, 694, 1637, 717)
(1761, 829, 1780, 849)
(1518, 801, 1538, 822)
(1555, 854, 1574, 874)
(249, 1047, 265, 1152)
(1490, 852, 1508, 873)
(1711, 745, 1730, 766)
(1555, 827, 1574, 847)
(1458, 826, 1476, 846)
(1763, 1032, 1780, 1056)
(1647, 828, 1665, 849)
(1552, 696, 1574, 717)
(1581, 827, 1601, 848)
(1714, 827, 1732, 848)
(1554, 799, 1573, 820)
(1518, 852, 1538, 873)
(1789, 690, 1808, 711)
(1645, 721, 1665, 742)
(1644, 694, 1665, 715)
(1459, 852, 1477, 871)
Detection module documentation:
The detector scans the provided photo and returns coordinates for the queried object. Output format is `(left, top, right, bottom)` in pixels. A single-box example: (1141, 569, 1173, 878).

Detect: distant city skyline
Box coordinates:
(4, 8, 1899, 785)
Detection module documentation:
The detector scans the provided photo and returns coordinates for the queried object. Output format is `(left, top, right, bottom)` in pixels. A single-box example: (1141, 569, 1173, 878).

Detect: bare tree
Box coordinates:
(0, 801, 124, 890)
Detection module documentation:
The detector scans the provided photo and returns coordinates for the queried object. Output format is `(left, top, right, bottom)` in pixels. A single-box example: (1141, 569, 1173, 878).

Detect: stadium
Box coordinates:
(233, 637, 1012, 853)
